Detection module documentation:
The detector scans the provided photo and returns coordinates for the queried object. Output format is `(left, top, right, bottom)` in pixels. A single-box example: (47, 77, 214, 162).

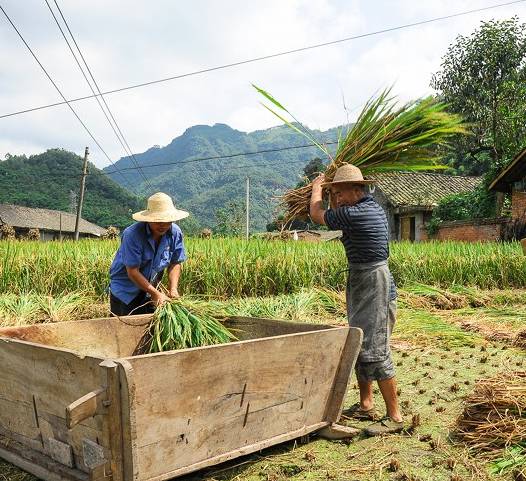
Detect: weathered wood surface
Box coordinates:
(0, 315, 147, 358)
(0, 336, 109, 476)
(120, 326, 360, 481)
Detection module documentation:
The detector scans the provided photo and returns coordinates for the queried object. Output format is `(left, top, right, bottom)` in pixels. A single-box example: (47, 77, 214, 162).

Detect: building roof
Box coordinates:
(0, 204, 106, 236)
(489, 148, 526, 192)
(369, 172, 482, 209)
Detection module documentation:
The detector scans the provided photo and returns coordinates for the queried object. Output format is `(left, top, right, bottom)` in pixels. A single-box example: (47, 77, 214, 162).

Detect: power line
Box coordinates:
(0, 3, 138, 193)
(44, 0, 153, 190)
(104, 140, 338, 174)
(1, 0, 524, 120)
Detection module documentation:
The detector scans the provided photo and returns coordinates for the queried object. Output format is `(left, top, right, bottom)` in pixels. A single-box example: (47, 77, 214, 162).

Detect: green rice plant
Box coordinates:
(138, 300, 237, 354)
(254, 85, 467, 222)
(37, 292, 89, 322)
(491, 444, 526, 475)
(1, 239, 526, 298)
(0, 294, 40, 326)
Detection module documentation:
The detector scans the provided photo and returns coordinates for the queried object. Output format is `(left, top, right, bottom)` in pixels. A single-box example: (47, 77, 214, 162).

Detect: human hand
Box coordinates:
(312, 173, 325, 188)
(151, 291, 171, 306)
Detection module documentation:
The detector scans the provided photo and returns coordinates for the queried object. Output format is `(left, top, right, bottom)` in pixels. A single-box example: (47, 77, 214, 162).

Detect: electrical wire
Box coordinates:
(1, 0, 524, 120)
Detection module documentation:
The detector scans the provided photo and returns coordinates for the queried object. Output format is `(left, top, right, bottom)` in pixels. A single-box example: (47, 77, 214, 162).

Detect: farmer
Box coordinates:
(109, 192, 188, 316)
(310, 164, 403, 436)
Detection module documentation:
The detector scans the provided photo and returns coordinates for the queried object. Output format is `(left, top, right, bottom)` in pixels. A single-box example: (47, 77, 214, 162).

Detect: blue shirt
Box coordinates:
(109, 222, 186, 304)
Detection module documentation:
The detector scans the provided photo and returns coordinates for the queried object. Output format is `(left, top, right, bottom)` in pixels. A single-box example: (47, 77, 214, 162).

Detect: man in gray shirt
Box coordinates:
(310, 164, 403, 436)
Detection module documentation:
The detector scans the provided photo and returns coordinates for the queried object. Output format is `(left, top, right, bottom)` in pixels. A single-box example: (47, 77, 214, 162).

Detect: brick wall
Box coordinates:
(512, 190, 526, 219)
(432, 218, 508, 242)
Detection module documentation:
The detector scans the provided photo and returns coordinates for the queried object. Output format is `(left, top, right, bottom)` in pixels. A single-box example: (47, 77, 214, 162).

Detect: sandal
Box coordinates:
(340, 402, 377, 420)
(364, 416, 404, 436)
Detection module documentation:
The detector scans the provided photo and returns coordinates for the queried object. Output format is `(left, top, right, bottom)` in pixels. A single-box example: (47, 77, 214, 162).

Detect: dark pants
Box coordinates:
(110, 292, 155, 316)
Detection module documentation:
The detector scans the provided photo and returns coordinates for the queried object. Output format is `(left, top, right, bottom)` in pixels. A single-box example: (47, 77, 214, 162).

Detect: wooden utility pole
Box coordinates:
(74, 147, 89, 241)
(245, 177, 250, 240)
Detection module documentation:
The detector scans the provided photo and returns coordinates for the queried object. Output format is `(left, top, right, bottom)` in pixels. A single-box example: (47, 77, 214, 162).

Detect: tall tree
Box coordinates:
(431, 17, 526, 176)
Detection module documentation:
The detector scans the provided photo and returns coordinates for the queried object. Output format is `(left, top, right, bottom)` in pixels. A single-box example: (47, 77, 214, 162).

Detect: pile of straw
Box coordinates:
(456, 371, 526, 455)
(254, 85, 467, 223)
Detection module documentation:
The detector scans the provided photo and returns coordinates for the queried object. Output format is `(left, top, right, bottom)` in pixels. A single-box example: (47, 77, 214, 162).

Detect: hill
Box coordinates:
(104, 123, 338, 231)
(0, 149, 142, 229)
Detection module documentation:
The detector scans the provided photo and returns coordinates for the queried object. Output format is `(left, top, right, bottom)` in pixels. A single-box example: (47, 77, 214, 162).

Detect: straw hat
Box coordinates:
(132, 192, 189, 222)
(322, 164, 375, 187)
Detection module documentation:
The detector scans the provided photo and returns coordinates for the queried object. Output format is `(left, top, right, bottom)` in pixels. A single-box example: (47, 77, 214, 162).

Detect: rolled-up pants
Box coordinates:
(346, 260, 396, 382)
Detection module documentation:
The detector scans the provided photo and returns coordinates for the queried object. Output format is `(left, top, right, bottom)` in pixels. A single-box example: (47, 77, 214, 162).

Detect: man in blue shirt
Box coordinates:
(109, 192, 188, 316)
(310, 164, 403, 436)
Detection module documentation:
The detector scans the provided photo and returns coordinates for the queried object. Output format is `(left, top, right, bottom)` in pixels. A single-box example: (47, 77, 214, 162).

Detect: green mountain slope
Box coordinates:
(0, 149, 141, 229)
(105, 123, 338, 230)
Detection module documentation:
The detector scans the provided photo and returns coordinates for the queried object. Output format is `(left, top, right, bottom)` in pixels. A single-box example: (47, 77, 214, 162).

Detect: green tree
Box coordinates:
(431, 17, 526, 176)
(215, 201, 245, 236)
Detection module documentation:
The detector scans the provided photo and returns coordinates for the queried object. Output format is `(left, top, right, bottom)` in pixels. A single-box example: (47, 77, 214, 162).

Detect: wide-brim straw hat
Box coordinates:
(322, 164, 375, 187)
(132, 192, 189, 222)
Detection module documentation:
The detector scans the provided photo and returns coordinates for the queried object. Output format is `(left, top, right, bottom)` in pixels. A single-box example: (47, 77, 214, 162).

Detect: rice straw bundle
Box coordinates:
(456, 371, 526, 456)
(135, 300, 236, 354)
(253, 85, 467, 223)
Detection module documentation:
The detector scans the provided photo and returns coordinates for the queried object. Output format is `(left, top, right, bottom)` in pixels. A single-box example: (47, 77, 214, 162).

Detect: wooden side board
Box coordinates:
(119, 325, 361, 481)
(0, 337, 112, 479)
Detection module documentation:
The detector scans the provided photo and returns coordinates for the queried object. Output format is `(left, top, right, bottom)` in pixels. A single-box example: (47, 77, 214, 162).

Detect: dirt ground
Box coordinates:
(1, 302, 525, 481)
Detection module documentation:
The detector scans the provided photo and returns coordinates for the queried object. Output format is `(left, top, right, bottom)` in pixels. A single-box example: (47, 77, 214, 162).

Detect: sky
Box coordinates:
(1, 0, 525, 169)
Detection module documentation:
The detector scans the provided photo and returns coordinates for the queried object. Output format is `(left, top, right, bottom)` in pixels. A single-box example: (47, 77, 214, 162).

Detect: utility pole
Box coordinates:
(74, 147, 89, 241)
(245, 177, 250, 240)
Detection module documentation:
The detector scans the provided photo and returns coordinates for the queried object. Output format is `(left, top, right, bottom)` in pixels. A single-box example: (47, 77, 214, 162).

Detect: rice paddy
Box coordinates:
(1, 238, 525, 480)
(1, 239, 526, 297)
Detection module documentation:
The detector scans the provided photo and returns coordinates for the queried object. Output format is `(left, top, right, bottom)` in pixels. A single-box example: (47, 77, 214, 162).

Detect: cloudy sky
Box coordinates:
(1, 0, 525, 168)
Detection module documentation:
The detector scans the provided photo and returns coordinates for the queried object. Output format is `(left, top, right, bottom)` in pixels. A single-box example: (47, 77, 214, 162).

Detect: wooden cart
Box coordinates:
(0, 315, 362, 481)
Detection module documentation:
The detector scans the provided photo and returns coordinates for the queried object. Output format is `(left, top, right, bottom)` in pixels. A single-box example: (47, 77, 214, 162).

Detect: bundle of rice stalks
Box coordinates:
(456, 371, 526, 456)
(253, 85, 467, 223)
(135, 300, 236, 355)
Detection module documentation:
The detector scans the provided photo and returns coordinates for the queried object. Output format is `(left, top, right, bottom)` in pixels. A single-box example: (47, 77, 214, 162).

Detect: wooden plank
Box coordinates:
(323, 327, 363, 422)
(66, 388, 106, 429)
(0, 315, 148, 358)
(118, 360, 139, 481)
(0, 438, 88, 481)
(99, 360, 125, 481)
(136, 422, 328, 481)
(223, 316, 333, 340)
(0, 337, 106, 473)
(120, 326, 358, 480)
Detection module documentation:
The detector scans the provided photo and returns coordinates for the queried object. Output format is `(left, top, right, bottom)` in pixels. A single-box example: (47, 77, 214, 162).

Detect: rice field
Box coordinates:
(1, 238, 525, 297)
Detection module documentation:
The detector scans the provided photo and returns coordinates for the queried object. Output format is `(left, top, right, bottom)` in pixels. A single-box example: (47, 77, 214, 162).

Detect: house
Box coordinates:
(369, 172, 482, 241)
(0, 204, 106, 240)
(489, 147, 526, 219)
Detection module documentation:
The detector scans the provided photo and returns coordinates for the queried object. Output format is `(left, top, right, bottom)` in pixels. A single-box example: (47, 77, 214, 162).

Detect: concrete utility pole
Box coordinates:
(245, 177, 250, 240)
(74, 147, 89, 241)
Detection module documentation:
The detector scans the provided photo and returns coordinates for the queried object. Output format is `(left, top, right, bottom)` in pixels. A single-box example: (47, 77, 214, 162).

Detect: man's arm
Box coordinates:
(167, 263, 182, 298)
(126, 266, 170, 305)
(310, 174, 327, 225)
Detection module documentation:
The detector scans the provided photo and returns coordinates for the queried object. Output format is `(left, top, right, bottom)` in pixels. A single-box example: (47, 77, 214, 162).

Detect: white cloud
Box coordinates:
(0, 0, 525, 168)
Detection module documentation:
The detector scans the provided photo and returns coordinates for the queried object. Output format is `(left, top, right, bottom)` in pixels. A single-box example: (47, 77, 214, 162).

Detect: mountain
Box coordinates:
(104, 123, 338, 231)
(0, 149, 142, 229)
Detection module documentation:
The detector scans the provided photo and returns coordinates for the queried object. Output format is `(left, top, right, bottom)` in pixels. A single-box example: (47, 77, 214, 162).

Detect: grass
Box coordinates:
(1, 287, 525, 480)
(1, 239, 526, 298)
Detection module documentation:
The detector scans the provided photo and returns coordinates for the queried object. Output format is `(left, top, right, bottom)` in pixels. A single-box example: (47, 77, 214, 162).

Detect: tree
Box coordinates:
(431, 17, 526, 176)
(295, 157, 326, 188)
(214, 201, 245, 236)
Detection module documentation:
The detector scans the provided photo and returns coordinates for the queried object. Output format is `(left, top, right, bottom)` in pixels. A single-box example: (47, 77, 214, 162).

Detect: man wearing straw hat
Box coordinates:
(109, 192, 189, 316)
(310, 164, 403, 436)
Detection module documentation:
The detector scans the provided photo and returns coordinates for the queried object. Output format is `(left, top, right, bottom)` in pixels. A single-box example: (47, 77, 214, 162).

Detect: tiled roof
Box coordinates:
(0, 204, 106, 236)
(369, 172, 482, 208)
